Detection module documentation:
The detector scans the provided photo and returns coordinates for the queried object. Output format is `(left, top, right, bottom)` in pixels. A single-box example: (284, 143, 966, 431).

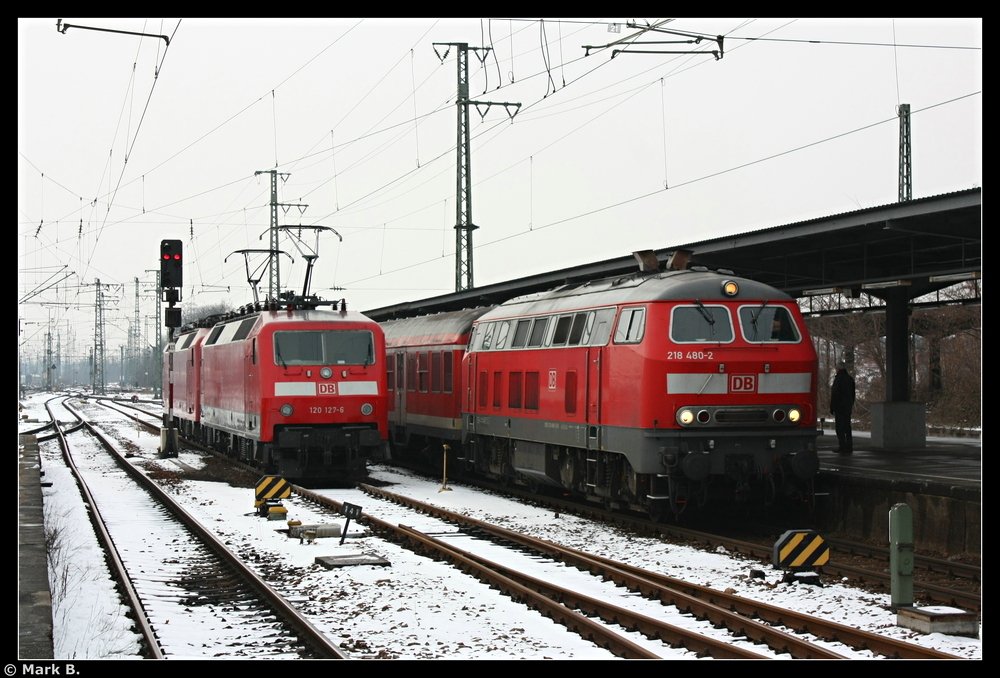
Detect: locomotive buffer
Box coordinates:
(159, 239, 183, 457)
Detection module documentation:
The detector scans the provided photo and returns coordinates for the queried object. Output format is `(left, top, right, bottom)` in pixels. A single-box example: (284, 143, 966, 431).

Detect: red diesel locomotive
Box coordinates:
(382, 259, 819, 517)
(164, 298, 389, 483)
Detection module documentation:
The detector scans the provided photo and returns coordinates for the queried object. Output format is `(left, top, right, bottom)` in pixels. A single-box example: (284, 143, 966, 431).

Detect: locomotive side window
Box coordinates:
(568, 312, 593, 345)
(511, 320, 531, 348)
(509, 372, 523, 408)
(525, 372, 540, 410)
(739, 305, 800, 342)
(492, 371, 502, 407)
(565, 370, 578, 413)
(669, 305, 734, 343)
(494, 321, 511, 349)
(273, 330, 375, 365)
(479, 323, 495, 350)
(551, 315, 574, 346)
(613, 307, 646, 344)
(589, 308, 617, 345)
(527, 318, 549, 347)
(232, 317, 258, 342)
(478, 371, 489, 407)
(205, 325, 225, 345)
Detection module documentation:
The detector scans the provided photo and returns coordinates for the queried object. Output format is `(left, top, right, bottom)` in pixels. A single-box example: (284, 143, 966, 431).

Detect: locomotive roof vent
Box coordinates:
(667, 248, 693, 271)
(633, 250, 660, 274)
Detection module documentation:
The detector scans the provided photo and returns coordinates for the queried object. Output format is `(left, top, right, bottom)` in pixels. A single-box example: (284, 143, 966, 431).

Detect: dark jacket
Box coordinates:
(831, 368, 855, 414)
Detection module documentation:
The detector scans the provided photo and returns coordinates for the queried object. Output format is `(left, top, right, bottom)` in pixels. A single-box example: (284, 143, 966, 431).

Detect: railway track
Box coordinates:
(413, 462, 981, 616)
(42, 395, 347, 659)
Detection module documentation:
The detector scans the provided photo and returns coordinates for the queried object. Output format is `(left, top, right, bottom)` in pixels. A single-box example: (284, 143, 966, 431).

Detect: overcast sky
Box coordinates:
(17, 17, 982, 360)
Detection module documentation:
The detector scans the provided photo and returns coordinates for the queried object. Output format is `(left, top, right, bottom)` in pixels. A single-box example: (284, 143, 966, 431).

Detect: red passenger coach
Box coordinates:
(382, 308, 492, 455)
(462, 266, 819, 517)
(166, 301, 389, 484)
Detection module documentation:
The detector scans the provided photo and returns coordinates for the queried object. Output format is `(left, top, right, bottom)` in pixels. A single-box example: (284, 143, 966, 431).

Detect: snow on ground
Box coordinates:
(18, 392, 982, 661)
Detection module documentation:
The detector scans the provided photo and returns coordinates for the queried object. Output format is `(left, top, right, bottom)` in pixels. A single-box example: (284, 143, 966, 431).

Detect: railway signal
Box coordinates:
(160, 239, 183, 289)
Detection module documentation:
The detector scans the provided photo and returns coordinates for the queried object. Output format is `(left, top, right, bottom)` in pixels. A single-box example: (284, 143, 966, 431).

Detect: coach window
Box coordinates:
(387, 353, 396, 392)
(418, 352, 429, 392)
(670, 305, 734, 343)
(511, 319, 532, 348)
(494, 321, 511, 349)
(527, 317, 549, 347)
(614, 307, 646, 344)
(407, 354, 417, 392)
(431, 352, 442, 392)
(443, 353, 453, 393)
(396, 353, 405, 390)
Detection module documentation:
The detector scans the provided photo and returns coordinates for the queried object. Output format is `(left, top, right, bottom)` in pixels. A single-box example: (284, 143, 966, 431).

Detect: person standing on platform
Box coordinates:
(830, 361, 856, 454)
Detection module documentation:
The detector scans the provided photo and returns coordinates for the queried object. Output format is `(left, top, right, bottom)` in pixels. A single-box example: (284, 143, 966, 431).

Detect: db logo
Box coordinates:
(729, 374, 756, 392)
(318, 383, 337, 395)
(548, 369, 558, 390)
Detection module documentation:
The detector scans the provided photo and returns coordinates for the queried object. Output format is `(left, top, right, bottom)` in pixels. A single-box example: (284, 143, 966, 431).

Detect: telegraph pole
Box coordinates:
(254, 169, 306, 301)
(433, 42, 521, 291)
(93, 279, 106, 395)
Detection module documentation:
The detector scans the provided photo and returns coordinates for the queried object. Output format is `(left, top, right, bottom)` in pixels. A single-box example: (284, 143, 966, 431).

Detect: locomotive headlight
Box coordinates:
(788, 408, 801, 423)
(721, 280, 739, 297)
(773, 409, 787, 423)
(280, 403, 294, 417)
(320, 367, 333, 379)
(677, 409, 695, 425)
(361, 403, 374, 416)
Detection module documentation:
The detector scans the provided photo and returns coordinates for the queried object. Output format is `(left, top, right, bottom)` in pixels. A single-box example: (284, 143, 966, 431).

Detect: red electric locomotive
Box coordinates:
(163, 327, 211, 437)
(164, 298, 389, 484)
(384, 254, 819, 518)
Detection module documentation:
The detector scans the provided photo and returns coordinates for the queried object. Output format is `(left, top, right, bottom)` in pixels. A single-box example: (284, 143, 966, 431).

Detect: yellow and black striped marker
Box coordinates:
(772, 529, 829, 571)
(254, 475, 291, 514)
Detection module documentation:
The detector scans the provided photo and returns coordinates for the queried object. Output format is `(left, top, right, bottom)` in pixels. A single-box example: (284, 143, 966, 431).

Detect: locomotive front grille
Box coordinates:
(715, 409, 769, 423)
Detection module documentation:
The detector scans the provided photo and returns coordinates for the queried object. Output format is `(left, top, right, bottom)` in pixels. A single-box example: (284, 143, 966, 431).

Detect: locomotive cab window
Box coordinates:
(614, 307, 646, 344)
(669, 304, 734, 343)
(272, 330, 375, 366)
(739, 305, 800, 343)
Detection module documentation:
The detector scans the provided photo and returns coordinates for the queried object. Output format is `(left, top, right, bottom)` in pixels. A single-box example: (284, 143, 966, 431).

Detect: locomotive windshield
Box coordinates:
(670, 304, 734, 342)
(739, 305, 800, 342)
(273, 330, 375, 366)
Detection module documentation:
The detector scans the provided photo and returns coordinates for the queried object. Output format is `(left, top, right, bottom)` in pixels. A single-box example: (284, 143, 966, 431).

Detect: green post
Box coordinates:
(889, 503, 914, 610)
